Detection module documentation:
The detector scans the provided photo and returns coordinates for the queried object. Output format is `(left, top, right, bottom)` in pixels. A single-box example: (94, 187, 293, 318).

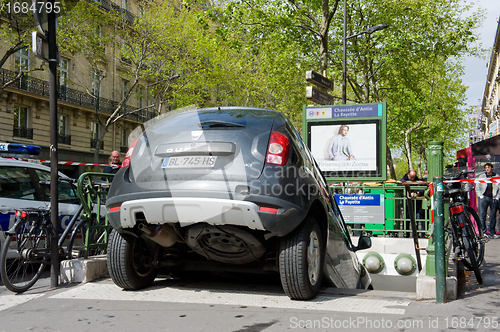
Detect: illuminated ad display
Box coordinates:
(303, 103, 387, 181)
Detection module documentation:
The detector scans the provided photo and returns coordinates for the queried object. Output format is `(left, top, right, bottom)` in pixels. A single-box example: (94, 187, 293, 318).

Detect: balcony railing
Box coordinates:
(13, 127, 33, 139)
(58, 134, 72, 145)
(1, 68, 153, 122)
(92, 0, 135, 24)
(90, 139, 104, 149)
(122, 9, 135, 24)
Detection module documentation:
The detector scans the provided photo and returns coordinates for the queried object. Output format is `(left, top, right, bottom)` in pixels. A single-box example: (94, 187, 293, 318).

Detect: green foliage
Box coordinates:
(0, 0, 485, 175)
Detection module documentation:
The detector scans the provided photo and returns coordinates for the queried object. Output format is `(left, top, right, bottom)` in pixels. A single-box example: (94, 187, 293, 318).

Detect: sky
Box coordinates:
(463, 0, 500, 109)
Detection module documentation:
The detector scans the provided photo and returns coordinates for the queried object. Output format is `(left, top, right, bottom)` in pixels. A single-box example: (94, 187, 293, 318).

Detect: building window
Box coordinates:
(15, 48, 29, 90)
(121, 39, 131, 64)
(121, 79, 129, 101)
(15, 48, 29, 71)
(58, 58, 69, 100)
(91, 121, 99, 140)
(13, 105, 33, 139)
(94, 26, 102, 45)
(92, 71, 100, 97)
(90, 122, 103, 149)
(137, 86, 144, 109)
(122, 0, 128, 10)
(58, 115, 71, 145)
(120, 128, 129, 153)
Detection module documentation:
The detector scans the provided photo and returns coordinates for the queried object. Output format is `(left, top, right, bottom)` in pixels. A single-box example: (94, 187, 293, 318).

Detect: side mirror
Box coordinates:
(354, 235, 371, 252)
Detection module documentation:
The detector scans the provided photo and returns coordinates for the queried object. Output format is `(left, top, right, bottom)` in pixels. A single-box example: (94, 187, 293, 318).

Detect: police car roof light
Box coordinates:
(0, 143, 41, 155)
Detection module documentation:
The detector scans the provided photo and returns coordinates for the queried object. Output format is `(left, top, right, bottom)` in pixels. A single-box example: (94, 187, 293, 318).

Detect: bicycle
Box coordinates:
(0, 176, 111, 293)
(0, 205, 85, 292)
(443, 169, 487, 284)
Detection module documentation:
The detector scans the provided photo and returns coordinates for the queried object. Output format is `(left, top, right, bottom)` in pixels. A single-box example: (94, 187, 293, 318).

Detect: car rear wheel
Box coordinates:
(107, 230, 157, 290)
(279, 217, 324, 300)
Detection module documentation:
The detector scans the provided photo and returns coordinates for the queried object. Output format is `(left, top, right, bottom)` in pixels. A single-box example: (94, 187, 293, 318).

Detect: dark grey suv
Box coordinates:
(105, 107, 371, 300)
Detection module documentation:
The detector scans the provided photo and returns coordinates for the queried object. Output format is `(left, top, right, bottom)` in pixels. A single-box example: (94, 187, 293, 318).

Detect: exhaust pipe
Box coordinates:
(138, 223, 178, 247)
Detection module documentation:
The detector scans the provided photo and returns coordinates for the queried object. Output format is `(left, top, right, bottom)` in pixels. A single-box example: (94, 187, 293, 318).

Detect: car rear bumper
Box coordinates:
(107, 193, 308, 237)
(119, 197, 265, 230)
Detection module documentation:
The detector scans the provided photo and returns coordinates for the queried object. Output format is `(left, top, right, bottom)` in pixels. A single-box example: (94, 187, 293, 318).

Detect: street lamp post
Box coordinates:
(146, 74, 180, 118)
(342, 0, 387, 104)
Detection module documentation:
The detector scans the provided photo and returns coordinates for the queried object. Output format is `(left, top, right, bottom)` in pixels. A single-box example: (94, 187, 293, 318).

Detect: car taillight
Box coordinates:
(122, 137, 139, 167)
(266, 131, 289, 166)
(450, 205, 464, 214)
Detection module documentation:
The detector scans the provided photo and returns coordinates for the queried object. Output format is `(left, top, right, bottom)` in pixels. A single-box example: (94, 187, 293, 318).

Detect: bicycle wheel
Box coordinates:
(462, 231, 483, 284)
(67, 219, 108, 259)
(0, 221, 49, 293)
(459, 212, 482, 271)
(466, 206, 485, 267)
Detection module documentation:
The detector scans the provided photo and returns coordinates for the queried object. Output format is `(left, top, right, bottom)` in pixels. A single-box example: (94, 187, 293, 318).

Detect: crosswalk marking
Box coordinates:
(50, 282, 410, 315)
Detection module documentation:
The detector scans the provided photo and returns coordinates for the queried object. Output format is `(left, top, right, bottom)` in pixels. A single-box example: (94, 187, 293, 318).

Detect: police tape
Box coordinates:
(1, 156, 121, 167)
(400, 176, 500, 184)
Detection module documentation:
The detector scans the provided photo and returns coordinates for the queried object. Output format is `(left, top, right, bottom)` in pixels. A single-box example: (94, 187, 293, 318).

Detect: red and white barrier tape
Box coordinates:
(1, 156, 121, 167)
(401, 176, 500, 184)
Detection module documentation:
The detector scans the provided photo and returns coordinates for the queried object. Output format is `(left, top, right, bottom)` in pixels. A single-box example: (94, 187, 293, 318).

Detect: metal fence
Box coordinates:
(330, 182, 431, 238)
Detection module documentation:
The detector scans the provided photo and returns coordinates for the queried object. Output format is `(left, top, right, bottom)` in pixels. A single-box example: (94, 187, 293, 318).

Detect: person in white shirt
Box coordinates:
(477, 163, 500, 238)
(328, 125, 355, 161)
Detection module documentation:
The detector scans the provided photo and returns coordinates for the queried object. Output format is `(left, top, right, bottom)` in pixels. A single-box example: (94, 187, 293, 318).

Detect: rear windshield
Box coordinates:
(146, 108, 276, 134)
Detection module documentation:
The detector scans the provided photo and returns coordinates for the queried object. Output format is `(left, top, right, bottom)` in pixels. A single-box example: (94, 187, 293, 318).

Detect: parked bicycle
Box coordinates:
(0, 206, 83, 292)
(443, 169, 487, 284)
(0, 176, 111, 293)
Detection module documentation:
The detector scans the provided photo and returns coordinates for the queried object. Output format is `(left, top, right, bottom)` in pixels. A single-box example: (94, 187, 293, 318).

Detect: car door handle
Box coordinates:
(0, 205, 12, 212)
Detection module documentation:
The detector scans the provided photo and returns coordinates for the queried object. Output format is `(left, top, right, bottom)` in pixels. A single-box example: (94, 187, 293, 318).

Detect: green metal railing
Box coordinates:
(76, 172, 114, 258)
(330, 183, 431, 237)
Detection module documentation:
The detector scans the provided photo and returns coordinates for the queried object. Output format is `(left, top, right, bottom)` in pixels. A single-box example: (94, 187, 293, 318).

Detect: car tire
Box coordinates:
(107, 229, 157, 290)
(279, 216, 324, 300)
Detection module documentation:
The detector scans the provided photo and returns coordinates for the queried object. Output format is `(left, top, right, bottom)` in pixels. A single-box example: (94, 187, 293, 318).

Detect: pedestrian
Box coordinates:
(477, 163, 500, 238)
(401, 170, 425, 237)
(103, 150, 122, 179)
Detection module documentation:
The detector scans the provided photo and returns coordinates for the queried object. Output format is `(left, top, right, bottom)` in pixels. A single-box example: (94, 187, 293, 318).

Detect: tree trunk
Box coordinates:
(386, 145, 396, 180)
(93, 128, 107, 172)
(404, 132, 413, 170)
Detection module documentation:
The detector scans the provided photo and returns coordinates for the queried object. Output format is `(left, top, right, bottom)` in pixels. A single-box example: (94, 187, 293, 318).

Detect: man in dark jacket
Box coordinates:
(401, 170, 425, 237)
(103, 151, 121, 180)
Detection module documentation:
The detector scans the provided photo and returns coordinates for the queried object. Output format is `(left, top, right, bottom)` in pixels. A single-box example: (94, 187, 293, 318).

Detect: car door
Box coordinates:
(0, 165, 43, 234)
(34, 169, 81, 232)
(0, 165, 80, 234)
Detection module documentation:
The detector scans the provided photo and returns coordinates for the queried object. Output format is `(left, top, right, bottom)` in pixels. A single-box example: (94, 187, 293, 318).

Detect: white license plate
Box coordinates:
(162, 156, 217, 168)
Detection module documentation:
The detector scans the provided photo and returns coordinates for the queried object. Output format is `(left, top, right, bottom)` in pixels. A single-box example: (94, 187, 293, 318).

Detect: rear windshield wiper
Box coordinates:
(199, 120, 246, 129)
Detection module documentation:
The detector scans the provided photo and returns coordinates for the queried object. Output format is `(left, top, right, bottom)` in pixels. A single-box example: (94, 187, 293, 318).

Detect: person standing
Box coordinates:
(103, 150, 122, 177)
(477, 163, 500, 238)
(401, 170, 425, 237)
(328, 125, 355, 161)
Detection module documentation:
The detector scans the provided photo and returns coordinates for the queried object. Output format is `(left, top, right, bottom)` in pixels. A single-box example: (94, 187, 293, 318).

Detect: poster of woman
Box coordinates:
(310, 122, 378, 174)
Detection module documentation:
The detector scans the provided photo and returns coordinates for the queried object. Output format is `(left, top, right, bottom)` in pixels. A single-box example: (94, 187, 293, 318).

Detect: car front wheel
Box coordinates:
(107, 230, 157, 290)
(279, 217, 324, 300)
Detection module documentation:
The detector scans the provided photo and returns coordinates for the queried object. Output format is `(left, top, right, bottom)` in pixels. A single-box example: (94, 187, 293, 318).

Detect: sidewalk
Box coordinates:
(0, 239, 499, 332)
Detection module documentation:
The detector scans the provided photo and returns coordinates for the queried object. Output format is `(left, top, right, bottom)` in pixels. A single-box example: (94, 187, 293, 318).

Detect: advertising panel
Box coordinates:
(303, 102, 386, 181)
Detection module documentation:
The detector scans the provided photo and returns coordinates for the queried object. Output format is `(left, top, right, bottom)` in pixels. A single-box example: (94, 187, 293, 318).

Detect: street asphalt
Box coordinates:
(0, 238, 499, 331)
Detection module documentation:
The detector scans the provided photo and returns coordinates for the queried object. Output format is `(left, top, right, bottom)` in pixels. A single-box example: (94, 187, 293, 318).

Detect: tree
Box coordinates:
(212, 0, 483, 177)
(0, 0, 43, 94)
(326, 0, 483, 176)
